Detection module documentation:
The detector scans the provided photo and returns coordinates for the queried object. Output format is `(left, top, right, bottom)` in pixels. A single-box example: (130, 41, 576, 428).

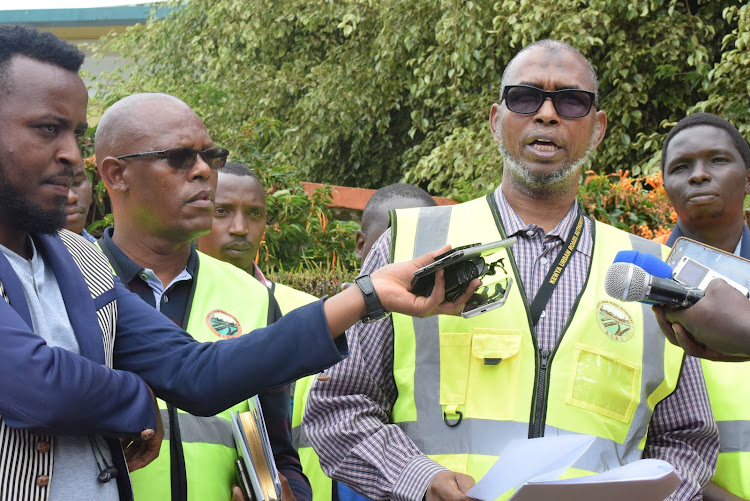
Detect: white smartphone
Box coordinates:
(672, 256, 749, 296)
(460, 278, 513, 318)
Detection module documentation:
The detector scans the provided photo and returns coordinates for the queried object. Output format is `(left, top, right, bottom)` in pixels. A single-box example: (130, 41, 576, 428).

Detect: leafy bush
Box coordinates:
(89, 0, 740, 200)
(579, 170, 675, 240)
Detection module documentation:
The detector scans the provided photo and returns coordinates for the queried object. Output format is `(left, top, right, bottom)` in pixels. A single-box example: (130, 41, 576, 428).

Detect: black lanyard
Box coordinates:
(528, 213, 585, 326)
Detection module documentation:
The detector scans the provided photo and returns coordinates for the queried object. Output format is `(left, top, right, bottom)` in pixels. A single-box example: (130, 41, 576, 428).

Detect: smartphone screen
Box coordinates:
(461, 278, 513, 318)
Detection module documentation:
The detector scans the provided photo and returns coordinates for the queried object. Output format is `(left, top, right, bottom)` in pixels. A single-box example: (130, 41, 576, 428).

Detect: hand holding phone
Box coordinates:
(410, 237, 517, 304)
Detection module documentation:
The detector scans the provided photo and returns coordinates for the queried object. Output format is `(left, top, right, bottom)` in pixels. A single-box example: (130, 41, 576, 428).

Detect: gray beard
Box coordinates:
(498, 123, 600, 199)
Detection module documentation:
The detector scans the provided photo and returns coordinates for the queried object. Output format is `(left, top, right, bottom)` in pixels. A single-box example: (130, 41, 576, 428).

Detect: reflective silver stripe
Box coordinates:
(402, 205, 454, 454)
(399, 419, 642, 467)
(160, 409, 235, 448)
(292, 425, 312, 449)
(630, 236, 663, 257)
(717, 420, 750, 453)
(413, 206, 453, 256)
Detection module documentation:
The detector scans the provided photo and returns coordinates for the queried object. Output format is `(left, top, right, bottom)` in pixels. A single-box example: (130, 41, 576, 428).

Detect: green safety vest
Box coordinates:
(389, 196, 685, 496)
(702, 359, 750, 498)
(126, 251, 272, 501)
(274, 282, 335, 501)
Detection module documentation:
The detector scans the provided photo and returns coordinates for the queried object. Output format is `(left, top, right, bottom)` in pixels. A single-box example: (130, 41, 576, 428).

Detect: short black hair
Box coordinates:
(220, 162, 262, 184)
(361, 183, 437, 233)
(0, 24, 84, 89)
(661, 113, 750, 171)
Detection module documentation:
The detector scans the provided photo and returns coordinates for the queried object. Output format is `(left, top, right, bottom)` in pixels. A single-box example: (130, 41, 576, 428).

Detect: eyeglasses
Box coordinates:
(115, 147, 229, 170)
(501, 85, 597, 118)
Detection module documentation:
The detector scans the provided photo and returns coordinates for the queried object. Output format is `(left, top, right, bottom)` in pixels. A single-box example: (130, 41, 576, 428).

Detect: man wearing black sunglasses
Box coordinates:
(0, 25, 476, 501)
(304, 39, 717, 501)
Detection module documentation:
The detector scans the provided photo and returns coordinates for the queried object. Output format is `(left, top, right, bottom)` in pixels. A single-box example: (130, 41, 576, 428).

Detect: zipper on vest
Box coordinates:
(529, 349, 551, 438)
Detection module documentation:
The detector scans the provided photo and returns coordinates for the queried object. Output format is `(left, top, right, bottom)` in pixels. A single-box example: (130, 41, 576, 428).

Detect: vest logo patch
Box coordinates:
(596, 301, 634, 342)
(207, 309, 242, 339)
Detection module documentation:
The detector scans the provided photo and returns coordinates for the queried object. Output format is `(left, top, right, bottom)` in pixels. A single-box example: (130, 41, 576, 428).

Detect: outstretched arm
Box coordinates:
(114, 245, 479, 418)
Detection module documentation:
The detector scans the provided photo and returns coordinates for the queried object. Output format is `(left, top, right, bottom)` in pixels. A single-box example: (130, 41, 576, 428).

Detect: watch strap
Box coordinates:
(354, 274, 388, 323)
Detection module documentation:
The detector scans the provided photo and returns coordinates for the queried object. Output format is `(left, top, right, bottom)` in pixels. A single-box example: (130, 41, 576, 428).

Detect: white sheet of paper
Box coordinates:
(511, 459, 680, 501)
(465, 435, 595, 501)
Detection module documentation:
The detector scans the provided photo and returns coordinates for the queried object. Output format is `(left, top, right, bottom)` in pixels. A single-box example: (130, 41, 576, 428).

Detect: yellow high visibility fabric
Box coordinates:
(389, 197, 684, 490)
(278, 283, 334, 501)
(129, 251, 270, 501)
(702, 359, 750, 498)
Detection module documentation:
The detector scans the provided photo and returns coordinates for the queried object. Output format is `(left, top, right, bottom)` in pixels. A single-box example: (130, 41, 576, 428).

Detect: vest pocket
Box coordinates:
(439, 332, 472, 419)
(439, 330, 523, 421)
(565, 342, 639, 423)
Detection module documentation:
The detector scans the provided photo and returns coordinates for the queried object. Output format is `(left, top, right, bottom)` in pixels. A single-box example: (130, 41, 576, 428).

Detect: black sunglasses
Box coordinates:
(115, 147, 229, 170)
(501, 85, 597, 118)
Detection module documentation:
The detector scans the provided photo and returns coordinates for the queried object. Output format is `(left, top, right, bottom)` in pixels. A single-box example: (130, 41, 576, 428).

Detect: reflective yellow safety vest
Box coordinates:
(701, 359, 750, 498)
(389, 196, 685, 493)
(128, 251, 272, 501)
(275, 283, 334, 501)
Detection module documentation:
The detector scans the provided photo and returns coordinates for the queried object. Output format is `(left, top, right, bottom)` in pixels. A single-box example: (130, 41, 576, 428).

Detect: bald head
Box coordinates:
(95, 92, 218, 245)
(500, 39, 599, 106)
(95, 93, 199, 160)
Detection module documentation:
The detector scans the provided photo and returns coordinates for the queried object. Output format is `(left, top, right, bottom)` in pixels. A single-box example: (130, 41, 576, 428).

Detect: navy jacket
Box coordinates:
(0, 232, 346, 498)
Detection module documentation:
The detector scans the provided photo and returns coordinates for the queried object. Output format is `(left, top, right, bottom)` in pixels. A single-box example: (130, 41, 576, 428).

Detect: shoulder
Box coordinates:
(195, 250, 268, 293)
(272, 282, 317, 315)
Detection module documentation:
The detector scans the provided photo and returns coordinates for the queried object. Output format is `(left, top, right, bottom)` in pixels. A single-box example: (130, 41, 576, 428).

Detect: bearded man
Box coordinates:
(303, 39, 718, 501)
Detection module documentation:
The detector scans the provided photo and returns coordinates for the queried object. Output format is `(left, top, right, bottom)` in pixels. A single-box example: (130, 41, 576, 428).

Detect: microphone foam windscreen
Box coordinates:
(613, 250, 672, 279)
(605, 262, 648, 301)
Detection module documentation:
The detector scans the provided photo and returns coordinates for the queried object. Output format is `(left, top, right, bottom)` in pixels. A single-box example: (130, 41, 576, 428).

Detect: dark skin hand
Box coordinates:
(122, 386, 165, 471)
(426, 471, 477, 501)
(652, 279, 750, 362)
(231, 472, 295, 501)
(704, 481, 747, 501)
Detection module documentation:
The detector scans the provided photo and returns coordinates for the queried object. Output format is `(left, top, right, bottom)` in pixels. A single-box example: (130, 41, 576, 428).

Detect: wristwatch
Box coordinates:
(354, 274, 389, 323)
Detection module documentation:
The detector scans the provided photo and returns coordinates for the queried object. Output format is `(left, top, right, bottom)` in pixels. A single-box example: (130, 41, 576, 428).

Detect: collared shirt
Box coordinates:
(98, 228, 311, 501)
(304, 185, 718, 501)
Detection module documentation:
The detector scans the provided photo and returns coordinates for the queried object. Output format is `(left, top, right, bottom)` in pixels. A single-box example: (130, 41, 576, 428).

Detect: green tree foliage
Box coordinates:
(91, 0, 742, 203)
(691, 3, 750, 132)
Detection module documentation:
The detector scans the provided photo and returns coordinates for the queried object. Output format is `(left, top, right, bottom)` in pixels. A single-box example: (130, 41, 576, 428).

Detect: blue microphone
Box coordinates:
(613, 250, 673, 279)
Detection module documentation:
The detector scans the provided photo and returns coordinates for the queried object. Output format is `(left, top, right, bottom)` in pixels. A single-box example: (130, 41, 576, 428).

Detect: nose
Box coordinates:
(533, 97, 560, 125)
(688, 161, 711, 184)
(57, 133, 82, 167)
(229, 212, 249, 236)
(67, 186, 80, 205)
(188, 153, 212, 180)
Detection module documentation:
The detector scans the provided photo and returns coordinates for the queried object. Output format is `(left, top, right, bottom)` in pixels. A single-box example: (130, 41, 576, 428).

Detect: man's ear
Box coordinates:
(489, 103, 502, 143)
(591, 110, 608, 150)
(355, 229, 366, 261)
(744, 168, 750, 196)
(98, 156, 128, 192)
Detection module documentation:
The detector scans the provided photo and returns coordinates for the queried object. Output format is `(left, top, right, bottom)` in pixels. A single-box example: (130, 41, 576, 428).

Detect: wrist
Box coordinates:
(354, 274, 389, 323)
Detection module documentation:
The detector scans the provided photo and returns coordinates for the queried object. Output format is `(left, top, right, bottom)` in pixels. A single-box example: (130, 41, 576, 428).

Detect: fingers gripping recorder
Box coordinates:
(410, 237, 517, 318)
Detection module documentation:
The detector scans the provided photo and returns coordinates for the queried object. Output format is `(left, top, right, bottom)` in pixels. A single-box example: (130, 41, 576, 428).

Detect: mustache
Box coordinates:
(42, 167, 74, 185)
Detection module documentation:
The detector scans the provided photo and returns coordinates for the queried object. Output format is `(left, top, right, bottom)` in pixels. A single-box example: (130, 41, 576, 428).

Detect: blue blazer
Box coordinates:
(0, 233, 346, 497)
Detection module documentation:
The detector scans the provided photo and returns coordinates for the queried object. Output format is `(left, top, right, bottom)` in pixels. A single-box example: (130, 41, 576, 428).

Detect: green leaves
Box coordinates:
(89, 0, 749, 256)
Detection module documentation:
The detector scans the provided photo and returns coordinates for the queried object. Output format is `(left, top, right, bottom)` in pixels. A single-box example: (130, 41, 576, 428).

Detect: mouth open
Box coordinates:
(529, 139, 560, 152)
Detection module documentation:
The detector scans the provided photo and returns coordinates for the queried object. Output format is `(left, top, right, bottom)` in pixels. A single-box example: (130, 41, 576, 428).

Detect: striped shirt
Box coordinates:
(304, 185, 717, 501)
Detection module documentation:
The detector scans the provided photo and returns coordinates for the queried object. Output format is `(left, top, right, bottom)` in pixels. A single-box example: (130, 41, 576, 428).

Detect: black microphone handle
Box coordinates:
(647, 276, 705, 307)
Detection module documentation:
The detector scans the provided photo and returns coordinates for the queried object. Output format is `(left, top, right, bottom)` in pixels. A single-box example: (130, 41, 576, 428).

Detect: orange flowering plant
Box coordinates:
(578, 170, 676, 240)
